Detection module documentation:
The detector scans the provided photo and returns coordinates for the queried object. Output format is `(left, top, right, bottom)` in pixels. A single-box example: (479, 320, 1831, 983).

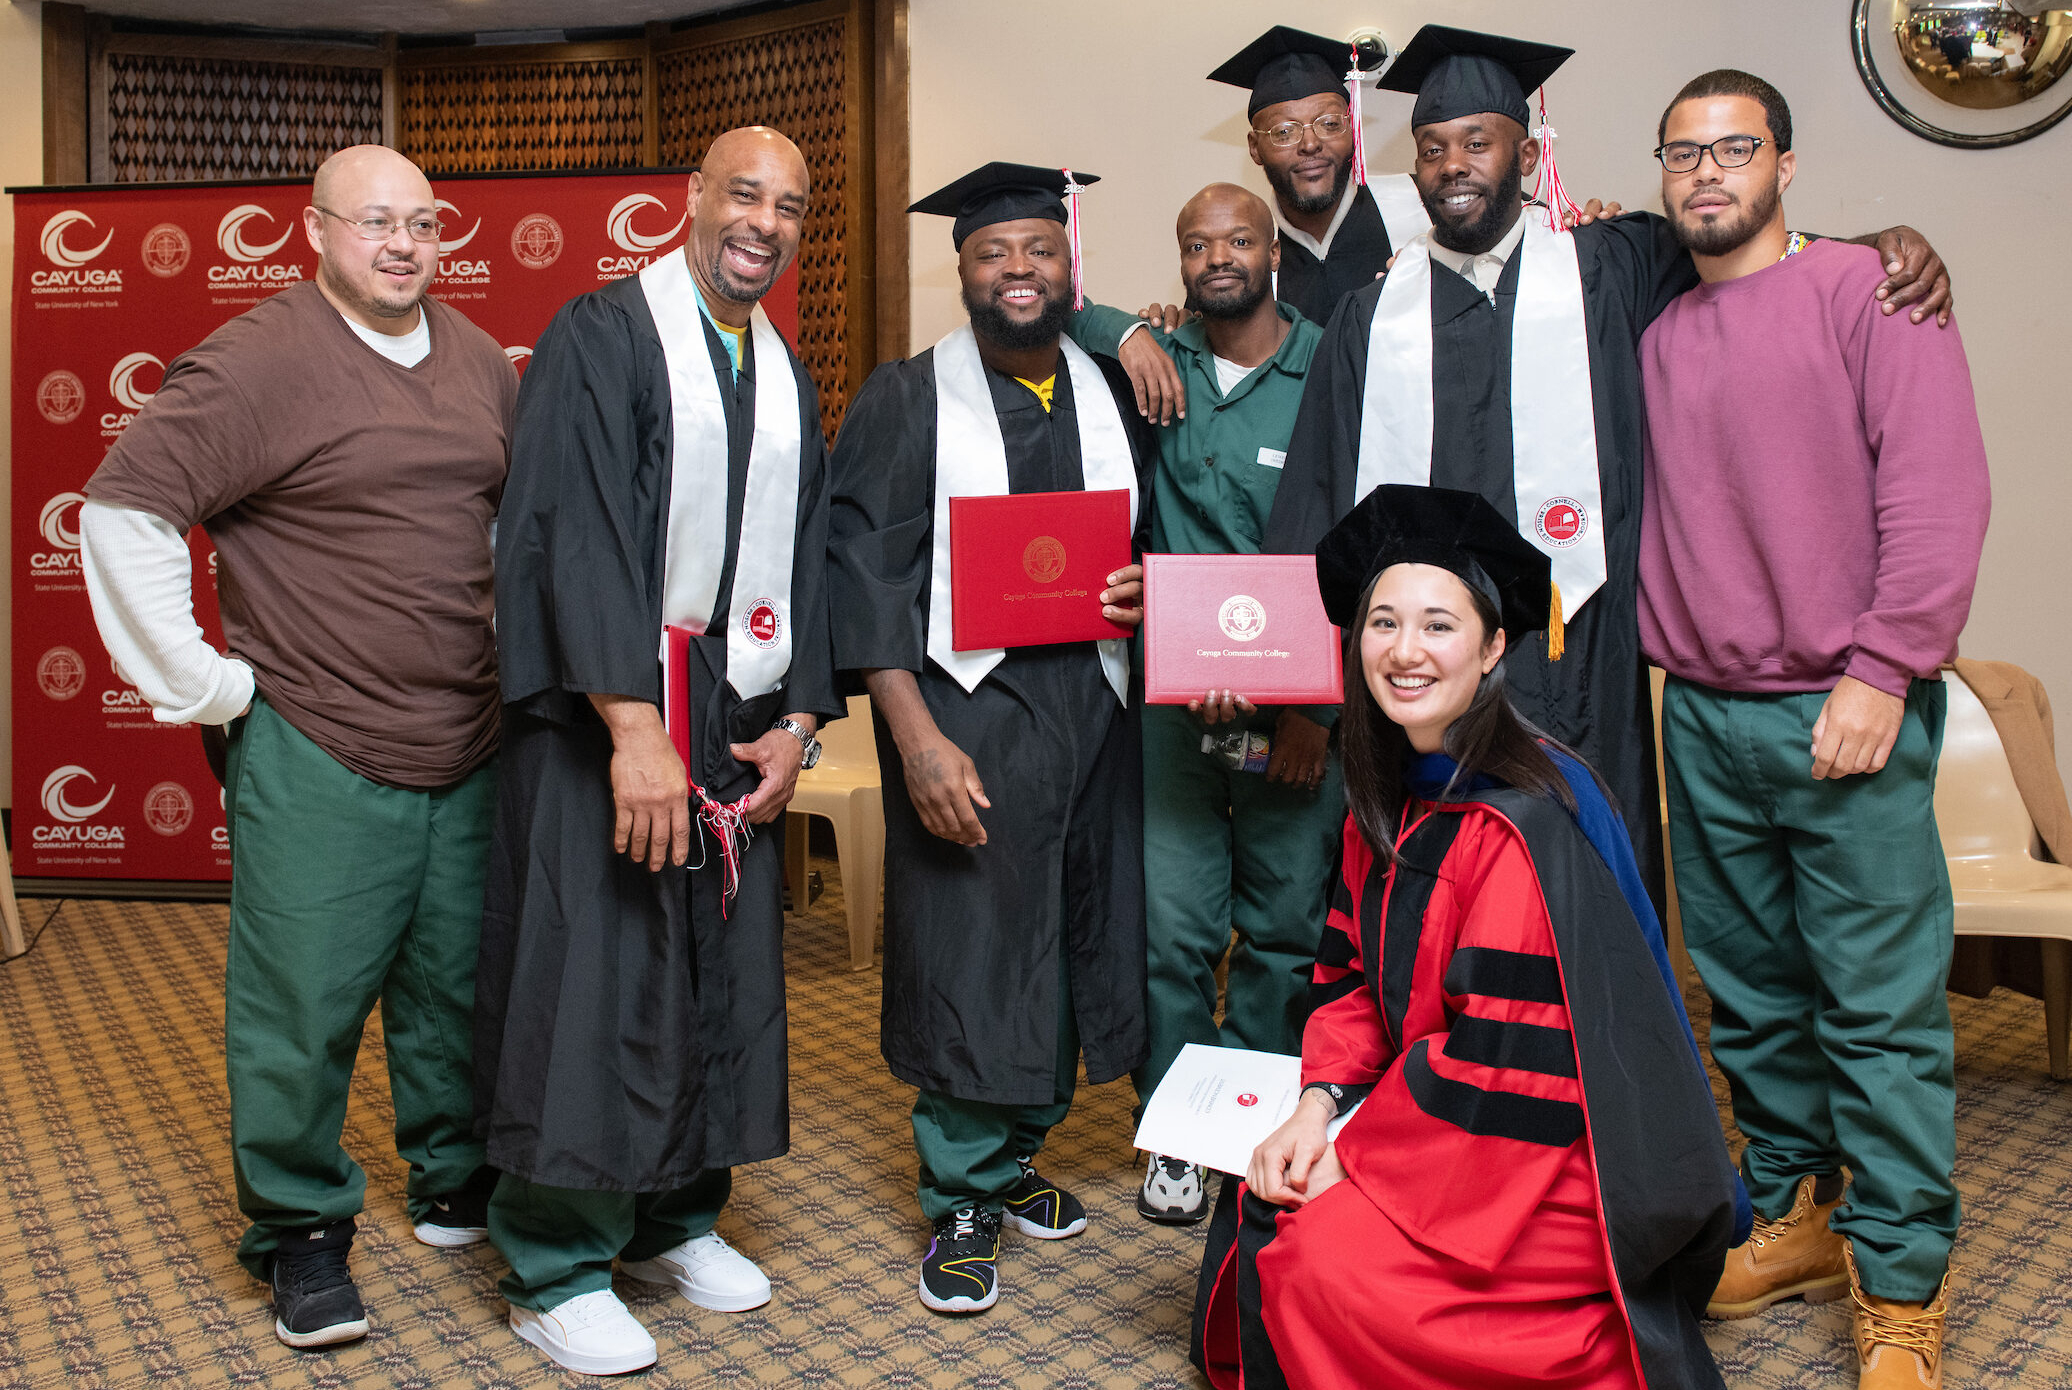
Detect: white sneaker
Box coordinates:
(620, 1233, 772, 1312)
(1137, 1152, 1210, 1224)
(510, 1290, 657, 1376)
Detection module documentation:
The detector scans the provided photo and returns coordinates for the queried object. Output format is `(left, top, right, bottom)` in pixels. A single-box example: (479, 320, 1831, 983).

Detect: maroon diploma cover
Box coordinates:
(1143, 554, 1344, 705)
(949, 488, 1133, 651)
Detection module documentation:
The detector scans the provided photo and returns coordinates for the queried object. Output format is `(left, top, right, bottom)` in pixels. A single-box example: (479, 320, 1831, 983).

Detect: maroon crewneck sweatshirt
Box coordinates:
(1637, 238, 1990, 697)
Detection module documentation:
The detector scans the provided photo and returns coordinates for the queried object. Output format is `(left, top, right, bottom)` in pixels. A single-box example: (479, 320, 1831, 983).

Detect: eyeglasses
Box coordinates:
(1253, 113, 1354, 148)
(1653, 136, 1767, 174)
(314, 207, 443, 243)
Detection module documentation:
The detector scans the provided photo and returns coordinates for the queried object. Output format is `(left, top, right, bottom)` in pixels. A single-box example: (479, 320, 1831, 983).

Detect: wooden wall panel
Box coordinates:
(97, 41, 382, 183)
(397, 46, 646, 175)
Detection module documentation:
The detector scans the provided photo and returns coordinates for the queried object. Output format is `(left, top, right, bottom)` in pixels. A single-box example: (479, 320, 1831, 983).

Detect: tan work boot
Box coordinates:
(1847, 1242, 1950, 1390)
(1705, 1174, 1848, 1319)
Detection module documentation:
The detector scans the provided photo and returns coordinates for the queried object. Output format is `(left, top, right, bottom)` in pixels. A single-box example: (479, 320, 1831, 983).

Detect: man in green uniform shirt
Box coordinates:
(1074, 185, 1342, 1224)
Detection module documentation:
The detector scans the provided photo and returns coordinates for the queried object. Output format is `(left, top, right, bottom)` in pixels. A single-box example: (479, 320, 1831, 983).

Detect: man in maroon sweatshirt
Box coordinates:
(1638, 70, 1989, 1390)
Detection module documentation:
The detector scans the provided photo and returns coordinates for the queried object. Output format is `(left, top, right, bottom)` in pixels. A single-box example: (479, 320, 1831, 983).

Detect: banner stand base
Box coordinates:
(14, 877, 230, 903)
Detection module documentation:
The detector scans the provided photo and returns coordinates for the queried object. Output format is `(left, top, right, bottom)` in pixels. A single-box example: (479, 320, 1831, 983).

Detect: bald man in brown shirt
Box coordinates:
(80, 145, 516, 1351)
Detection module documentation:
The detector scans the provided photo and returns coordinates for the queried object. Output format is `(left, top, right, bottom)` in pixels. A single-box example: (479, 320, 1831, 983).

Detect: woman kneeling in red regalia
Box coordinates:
(1192, 485, 1751, 1390)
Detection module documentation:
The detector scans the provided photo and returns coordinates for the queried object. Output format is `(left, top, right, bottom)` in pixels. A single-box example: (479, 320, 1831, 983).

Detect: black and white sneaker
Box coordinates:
(270, 1219, 369, 1348)
(1136, 1153, 1210, 1224)
(1001, 1155, 1087, 1239)
(413, 1185, 491, 1248)
(918, 1206, 1002, 1314)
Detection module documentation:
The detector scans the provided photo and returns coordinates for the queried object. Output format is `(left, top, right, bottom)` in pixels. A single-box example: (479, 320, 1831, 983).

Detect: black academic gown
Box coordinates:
(1277, 183, 1394, 329)
(475, 272, 843, 1192)
(826, 349, 1155, 1107)
(1264, 213, 1699, 909)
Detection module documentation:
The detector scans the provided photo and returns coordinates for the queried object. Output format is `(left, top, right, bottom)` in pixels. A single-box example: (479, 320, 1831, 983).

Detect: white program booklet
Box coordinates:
(1133, 1043, 1362, 1176)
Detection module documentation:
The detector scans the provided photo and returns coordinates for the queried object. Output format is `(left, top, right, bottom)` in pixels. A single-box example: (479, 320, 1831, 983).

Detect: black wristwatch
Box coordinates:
(772, 717, 822, 770)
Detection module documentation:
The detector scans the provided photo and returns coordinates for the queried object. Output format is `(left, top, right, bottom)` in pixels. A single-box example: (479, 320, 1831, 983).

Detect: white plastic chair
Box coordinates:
(785, 694, 883, 971)
(1934, 671, 2072, 1080)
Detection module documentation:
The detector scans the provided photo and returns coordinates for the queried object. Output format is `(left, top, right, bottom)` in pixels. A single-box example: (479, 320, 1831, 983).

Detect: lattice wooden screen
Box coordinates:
(103, 53, 382, 183)
(658, 16, 853, 436)
(398, 58, 646, 175)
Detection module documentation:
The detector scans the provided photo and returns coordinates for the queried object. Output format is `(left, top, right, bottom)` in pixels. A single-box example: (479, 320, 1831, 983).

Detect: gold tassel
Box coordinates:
(1546, 582, 1565, 662)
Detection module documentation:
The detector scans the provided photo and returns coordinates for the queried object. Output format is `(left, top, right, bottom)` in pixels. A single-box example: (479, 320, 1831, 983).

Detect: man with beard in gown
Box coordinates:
(826, 163, 1155, 1316)
(1262, 24, 1955, 907)
(474, 126, 841, 1377)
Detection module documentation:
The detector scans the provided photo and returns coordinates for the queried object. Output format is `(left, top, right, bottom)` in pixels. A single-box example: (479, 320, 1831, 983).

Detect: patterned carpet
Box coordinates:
(2, 864, 2070, 1389)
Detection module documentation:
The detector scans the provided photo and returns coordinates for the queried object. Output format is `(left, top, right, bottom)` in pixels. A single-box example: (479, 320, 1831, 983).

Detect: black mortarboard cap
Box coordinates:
(1315, 485, 1552, 648)
(908, 162, 1098, 250)
(1378, 24, 1572, 131)
(1209, 26, 1379, 118)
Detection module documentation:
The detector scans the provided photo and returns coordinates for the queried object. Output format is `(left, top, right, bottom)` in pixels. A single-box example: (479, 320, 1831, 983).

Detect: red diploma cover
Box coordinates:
(949, 488, 1133, 651)
(1143, 554, 1344, 705)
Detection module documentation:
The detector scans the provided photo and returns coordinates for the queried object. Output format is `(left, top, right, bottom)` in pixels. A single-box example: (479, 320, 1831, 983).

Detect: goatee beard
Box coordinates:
(1185, 272, 1270, 321)
(708, 241, 780, 303)
(1265, 152, 1353, 218)
(963, 282, 1073, 351)
(1665, 180, 1782, 257)
(1423, 146, 1524, 255)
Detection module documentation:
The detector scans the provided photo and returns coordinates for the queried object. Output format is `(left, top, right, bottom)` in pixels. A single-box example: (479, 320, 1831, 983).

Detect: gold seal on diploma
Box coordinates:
(1023, 535, 1067, 585)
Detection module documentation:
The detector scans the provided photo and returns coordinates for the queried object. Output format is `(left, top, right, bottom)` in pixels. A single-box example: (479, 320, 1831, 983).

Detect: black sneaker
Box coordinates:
(1002, 1155, 1087, 1239)
(918, 1206, 1002, 1314)
(1136, 1153, 1210, 1224)
(270, 1219, 369, 1348)
(412, 1184, 491, 1248)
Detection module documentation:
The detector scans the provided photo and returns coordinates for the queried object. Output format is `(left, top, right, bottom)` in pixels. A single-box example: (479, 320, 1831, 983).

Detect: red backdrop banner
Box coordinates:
(10, 169, 796, 884)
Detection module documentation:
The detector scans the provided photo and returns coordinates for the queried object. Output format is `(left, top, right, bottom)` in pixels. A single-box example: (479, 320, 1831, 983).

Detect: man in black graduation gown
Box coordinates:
(475, 126, 842, 1377)
(1263, 25, 1954, 907)
(826, 163, 1155, 1317)
(1208, 26, 1426, 327)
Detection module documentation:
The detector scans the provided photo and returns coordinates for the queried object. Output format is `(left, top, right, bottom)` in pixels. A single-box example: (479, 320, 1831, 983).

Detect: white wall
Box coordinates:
(910, 0, 2072, 789)
(0, 2, 44, 804)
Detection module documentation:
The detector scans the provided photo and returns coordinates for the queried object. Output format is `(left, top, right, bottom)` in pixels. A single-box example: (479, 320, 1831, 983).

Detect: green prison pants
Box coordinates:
(489, 1169, 732, 1310)
(1663, 675, 1958, 1302)
(1135, 703, 1346, 1105)
(912, 951, 1078, 1221)
(223, 697, 496, 1277)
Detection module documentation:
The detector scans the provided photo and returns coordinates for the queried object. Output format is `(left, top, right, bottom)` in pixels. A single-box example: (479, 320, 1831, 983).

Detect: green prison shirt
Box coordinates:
(1070, 300, 1334, 725)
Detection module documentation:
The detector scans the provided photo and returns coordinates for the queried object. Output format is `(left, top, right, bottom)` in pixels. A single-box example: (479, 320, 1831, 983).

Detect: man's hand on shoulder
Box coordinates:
(1859, 226, 1952, 326)
(1563, 197, 1625, 228)
(1117, 325, 1184, 425)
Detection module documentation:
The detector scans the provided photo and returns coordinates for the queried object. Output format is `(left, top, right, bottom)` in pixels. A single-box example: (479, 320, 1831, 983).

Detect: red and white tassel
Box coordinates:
(1062, 167, 1087, 311)
(1527, 88, 1583, 233)
(690, 782, 754, 916)
(1346, 51, 1369, 188)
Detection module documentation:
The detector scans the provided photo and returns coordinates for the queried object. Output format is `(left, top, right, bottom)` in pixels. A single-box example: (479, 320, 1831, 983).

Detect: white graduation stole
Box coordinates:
(641, 251, 803, 698)
(1355, 218, 1607, 614)
(925, 325, 1137, 704)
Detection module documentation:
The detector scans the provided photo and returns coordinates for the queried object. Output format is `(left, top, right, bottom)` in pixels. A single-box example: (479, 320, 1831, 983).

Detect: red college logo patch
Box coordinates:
(141, 223, 192, 278)
(37, 646, 87, 701)
(36, 370, 85, 425)
(1236, 1093, 1259, 1108)
(742, 599, 782, 648)
(510, 213, 564, 270)
(1535, 497, 1587, 548)
(143, 781, 194, 836)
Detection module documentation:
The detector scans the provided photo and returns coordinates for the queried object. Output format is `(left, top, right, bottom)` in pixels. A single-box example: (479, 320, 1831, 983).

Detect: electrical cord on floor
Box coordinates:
(0, 900, 67, 967)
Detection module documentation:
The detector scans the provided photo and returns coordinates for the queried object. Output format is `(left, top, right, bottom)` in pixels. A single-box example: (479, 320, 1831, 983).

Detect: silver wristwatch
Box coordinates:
(772, 717, 822, 770)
